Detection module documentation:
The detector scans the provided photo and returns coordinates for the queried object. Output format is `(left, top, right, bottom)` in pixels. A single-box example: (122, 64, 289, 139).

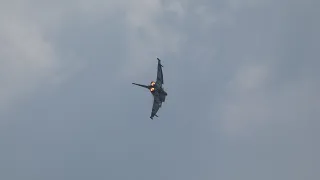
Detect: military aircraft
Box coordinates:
(132, 58, 167, 119)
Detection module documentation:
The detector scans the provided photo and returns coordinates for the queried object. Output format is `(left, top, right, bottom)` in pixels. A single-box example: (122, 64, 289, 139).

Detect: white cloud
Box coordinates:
(0, 12, 59, 111)
(228, 0, 270, 9)
(229, 64, 270, 92)
(165, 1, 185, 18)
(119, 0, 186, 79)
(194, 6, 217, 27)
(216, 59, 319, 137)
(217, 63, 272, 135)
(0, 0, 85, 112)
(0, 0, 188, 111)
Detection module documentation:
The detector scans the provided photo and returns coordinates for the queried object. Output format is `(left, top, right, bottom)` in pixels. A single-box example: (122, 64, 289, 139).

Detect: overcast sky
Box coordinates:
(0, 0, 319, 179)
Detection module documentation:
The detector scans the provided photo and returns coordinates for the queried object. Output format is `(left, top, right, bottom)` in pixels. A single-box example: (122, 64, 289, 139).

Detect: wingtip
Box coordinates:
(157, 58, 163, 67)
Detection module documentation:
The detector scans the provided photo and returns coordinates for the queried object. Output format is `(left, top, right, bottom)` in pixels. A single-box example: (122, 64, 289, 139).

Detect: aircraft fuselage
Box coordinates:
(149, 81, 167, 103)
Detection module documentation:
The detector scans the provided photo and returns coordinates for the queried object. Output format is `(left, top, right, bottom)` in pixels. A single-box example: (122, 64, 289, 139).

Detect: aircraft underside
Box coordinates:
(132, 58, 166, 119)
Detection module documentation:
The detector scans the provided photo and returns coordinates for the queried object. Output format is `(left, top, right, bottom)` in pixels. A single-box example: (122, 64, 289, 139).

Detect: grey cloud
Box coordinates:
(0, 0, 319, 180)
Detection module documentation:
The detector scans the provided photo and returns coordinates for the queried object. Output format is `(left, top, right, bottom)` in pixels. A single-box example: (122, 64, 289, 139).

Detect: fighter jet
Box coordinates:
(132, 58, 167, 119)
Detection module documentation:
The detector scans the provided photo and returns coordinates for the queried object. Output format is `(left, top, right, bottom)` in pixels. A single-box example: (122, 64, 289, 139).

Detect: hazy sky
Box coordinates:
(0, 0, 319, 179)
